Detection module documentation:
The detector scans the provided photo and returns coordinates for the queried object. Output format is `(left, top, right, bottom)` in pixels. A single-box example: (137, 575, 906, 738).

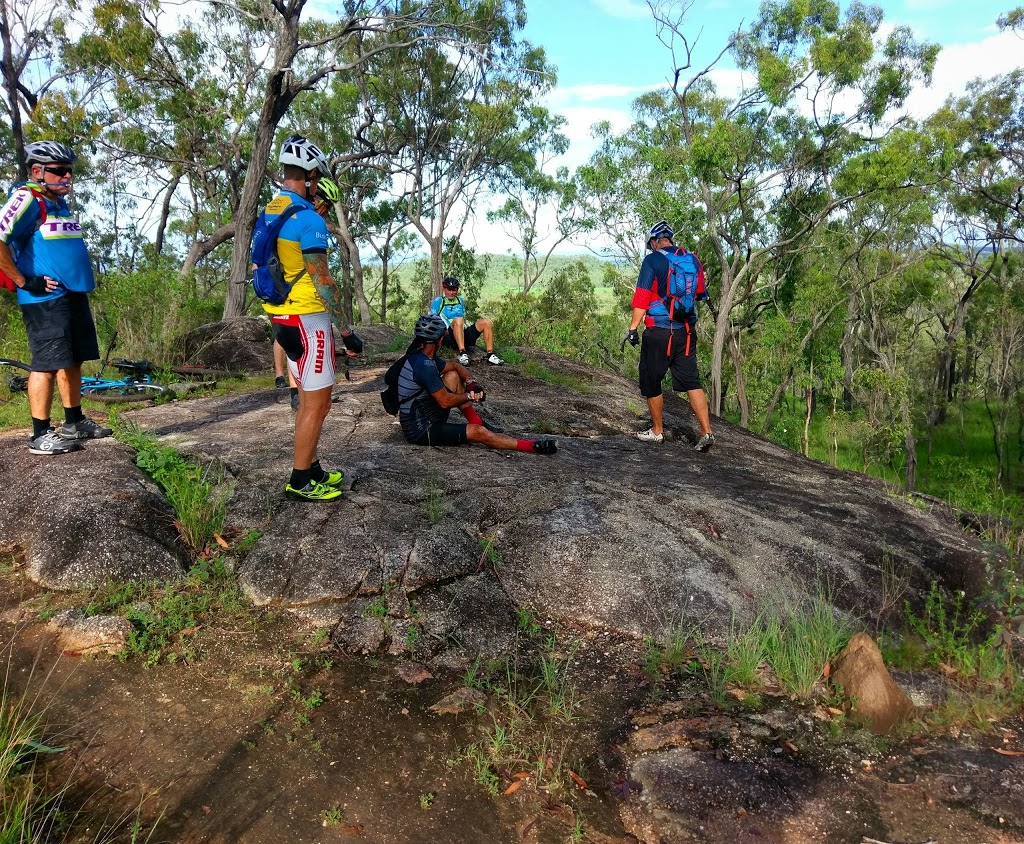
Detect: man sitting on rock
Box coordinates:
(429, 276, 504, 366)
(396, 314, 555, 454)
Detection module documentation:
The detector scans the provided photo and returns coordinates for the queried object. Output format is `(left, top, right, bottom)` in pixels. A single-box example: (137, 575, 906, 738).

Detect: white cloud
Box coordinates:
(549, 83, 659, 104)
(589, 0, 651, 20)
(903, 29, 1023, 118)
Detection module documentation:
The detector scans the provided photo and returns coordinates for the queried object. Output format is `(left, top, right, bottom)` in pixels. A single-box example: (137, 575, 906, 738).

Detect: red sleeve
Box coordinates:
(631, 286, 654, 310)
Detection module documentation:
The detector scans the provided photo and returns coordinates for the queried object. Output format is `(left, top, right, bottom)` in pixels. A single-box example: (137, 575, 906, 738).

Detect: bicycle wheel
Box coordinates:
(0, 358, 31, 393)
(83, 384, 170, 404)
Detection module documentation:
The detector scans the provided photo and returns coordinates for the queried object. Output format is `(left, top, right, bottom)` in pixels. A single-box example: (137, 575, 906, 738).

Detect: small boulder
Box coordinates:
(48, 609, 133, 655)
(831, 632, 917, 734)
(428, 687, 487, 715)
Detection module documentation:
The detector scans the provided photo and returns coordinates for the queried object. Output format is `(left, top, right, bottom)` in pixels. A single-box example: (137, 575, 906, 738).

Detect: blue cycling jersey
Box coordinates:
(430, 295, 465, 326)
(0, 184, 95, 305)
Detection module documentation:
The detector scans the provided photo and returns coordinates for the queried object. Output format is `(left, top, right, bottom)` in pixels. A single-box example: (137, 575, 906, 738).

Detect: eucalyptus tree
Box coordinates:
(381, 12, 555, 296)
(923, 70, 1024, 425)
(582, 0, 939, 418)
(69, 0, 530, 318)
(0, 0, 97, 179)
(487, 112, 593, 293)
(361, 200, 417, 322)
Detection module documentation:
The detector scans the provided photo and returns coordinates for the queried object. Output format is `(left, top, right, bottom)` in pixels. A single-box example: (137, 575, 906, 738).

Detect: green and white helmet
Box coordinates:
(279, 134, 331, 178)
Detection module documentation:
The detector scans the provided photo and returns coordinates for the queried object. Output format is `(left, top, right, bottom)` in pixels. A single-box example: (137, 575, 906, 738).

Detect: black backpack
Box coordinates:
(380, 354, 422, 415)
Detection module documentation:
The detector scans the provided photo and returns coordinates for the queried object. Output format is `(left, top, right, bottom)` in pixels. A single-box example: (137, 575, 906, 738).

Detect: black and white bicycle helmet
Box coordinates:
(278, 134, 332, 178)
(25, 141, 77, 166)
(414, 314, 448, 343)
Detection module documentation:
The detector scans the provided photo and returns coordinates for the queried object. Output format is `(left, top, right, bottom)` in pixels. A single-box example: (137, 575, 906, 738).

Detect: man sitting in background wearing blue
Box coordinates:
(429, 276, 504, 366)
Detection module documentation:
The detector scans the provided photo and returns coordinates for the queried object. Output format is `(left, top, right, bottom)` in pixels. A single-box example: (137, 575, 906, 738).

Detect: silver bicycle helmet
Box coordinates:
(25, 141, 77, 166)
(647, 220, 674, 241)
(414, 314, 448, 343)
(278, 134, 332, 178)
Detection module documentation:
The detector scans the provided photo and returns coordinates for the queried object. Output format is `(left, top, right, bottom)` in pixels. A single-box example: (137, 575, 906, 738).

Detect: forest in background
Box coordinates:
(0, 0, 1021, 525)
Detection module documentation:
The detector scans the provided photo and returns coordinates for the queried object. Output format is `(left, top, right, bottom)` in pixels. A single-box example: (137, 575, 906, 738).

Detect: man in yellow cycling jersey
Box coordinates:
(260, 135, 356, 502)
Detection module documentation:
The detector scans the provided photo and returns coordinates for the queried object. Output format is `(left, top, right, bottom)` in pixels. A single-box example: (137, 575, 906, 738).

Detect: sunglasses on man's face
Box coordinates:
(44, 166, 74, 178)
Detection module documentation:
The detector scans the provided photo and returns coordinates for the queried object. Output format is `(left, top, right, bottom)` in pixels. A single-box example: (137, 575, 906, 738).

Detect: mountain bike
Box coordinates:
(0, 333, 171, 404)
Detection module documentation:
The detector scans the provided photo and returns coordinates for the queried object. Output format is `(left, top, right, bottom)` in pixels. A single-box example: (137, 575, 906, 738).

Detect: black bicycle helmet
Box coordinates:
(25, 141, 77, 166)
(414, 314, 448, 343)
(442, 276, 461, 290)
(647, 220, 674, 241)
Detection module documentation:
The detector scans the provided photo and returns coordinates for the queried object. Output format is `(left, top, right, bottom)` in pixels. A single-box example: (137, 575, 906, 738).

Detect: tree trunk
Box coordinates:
(334, 204, 371, 325)
(0, 1, 26, 181)
(903, 429, 917, 492)
(180, 222, 237, 278)
(223, 22, 300, 318)
(727, 330, 749, 428)
(380, 257, 390, 323)
(155, 172, 181, 256)
(429, 235, 445, 300)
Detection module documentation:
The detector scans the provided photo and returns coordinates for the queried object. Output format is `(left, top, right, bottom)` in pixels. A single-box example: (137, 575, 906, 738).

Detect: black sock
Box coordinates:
(309, 460, 325, 483)
(65, 405, 85, 424)
(290, 387, 299, 400)
(32, 417, 51, 438)
(290, 468, 312, 489)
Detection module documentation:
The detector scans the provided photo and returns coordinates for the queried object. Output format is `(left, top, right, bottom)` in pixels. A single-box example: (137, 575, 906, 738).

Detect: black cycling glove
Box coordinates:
(21, 275, 49, 295)
(626, 328, 640, 347)
(465, 380, 486, 402)
(341, 331, 363, 354)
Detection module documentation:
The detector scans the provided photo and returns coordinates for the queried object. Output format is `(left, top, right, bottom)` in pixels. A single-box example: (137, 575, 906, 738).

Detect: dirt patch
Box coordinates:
(2, 568, 1023, 844)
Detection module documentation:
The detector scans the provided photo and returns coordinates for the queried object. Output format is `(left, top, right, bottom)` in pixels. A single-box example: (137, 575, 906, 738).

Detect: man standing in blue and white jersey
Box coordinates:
(0, 141, 111, 455)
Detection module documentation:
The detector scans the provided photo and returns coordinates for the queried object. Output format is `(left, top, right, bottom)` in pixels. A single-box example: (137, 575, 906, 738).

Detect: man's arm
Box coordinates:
(436, 360, 484, 405)
(0, 240, 55, 293)
(305, 252, 358, 355)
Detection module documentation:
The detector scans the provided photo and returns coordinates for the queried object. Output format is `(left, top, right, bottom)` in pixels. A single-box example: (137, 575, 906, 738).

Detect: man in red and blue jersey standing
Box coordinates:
(625, 220, 715, 451)
(0, 141, 112, 455)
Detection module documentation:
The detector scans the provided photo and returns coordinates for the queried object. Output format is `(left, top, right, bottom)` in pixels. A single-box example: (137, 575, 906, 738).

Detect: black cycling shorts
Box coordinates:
(441, 322, 482, 350)
(21, 292, 100, 372)
(409, 421, 469, 447)
(638, 325, 701, 398)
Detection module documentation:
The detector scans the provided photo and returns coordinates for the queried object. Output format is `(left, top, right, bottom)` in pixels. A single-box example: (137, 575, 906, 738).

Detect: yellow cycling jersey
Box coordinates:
(261, 191, 330, 316)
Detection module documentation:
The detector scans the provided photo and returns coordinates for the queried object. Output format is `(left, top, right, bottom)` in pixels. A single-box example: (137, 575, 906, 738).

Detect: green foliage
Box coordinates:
(902, 583, 1002, 679)
(760, 591, 852, 699)
(91, 258, 224, 364)
(115, 421, 228, 553)
(83, 558, 248, 667)
(457, 631, 581, 796)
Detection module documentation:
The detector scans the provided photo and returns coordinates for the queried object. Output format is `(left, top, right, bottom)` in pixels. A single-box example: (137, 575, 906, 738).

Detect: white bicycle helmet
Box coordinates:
(25, 141, 77, 165)
(278, 134, 332, 178)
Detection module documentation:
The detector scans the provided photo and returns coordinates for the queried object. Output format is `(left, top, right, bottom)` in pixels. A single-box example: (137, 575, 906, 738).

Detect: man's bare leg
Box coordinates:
(293, 385, 332, 470)
(646, 393, 664, 436)
(687, 388, 713, 435)
(27, 371, 57, 422)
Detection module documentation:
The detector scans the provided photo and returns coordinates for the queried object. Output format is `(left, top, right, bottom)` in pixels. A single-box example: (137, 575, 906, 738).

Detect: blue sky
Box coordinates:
(518, 0, 1022, 171)
(453, 0, 1024, 254)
